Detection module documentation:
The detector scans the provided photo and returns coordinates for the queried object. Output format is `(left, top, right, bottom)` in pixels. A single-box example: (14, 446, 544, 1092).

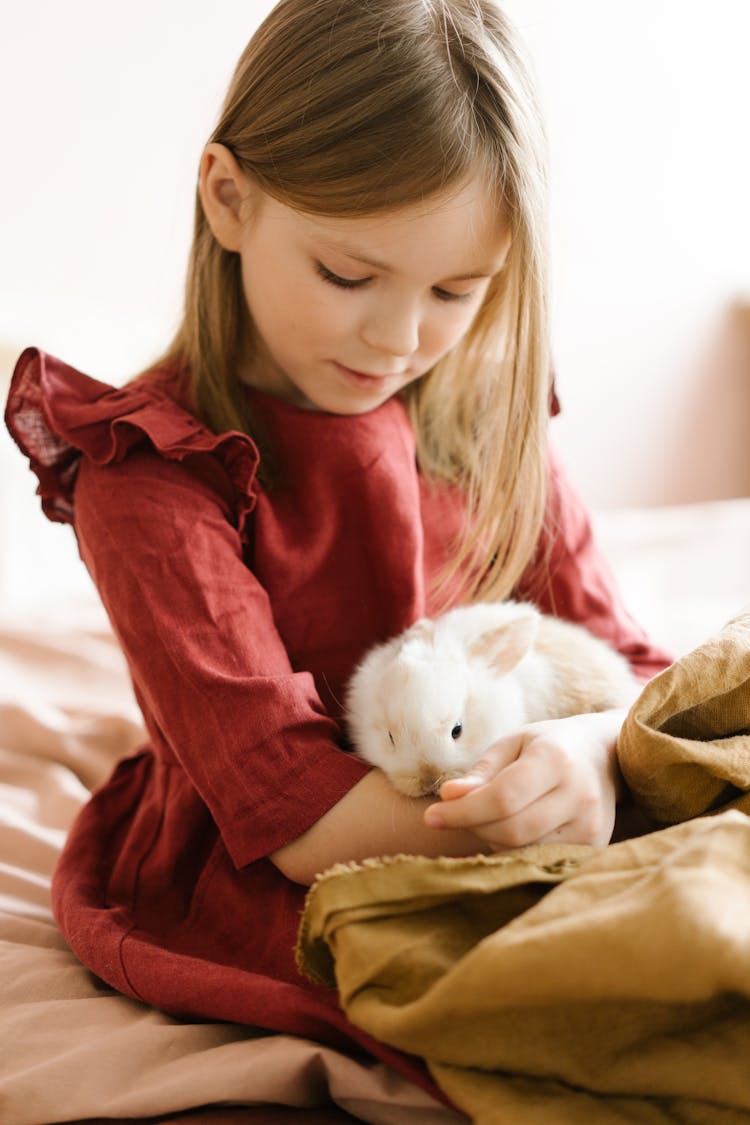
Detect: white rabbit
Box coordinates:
(344, 600, 641, 797)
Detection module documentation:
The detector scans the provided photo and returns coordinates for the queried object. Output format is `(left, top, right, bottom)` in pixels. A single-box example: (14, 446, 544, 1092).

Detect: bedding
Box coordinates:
(0, 493, 748, 1123)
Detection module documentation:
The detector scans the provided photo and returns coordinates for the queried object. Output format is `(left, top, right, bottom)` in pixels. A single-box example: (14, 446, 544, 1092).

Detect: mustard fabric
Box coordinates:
(618, 608, 750, 822)
(297, 610, 750, 1124)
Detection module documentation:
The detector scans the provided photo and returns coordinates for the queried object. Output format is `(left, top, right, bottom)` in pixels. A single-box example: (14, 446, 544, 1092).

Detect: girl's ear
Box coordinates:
(199, 142, 255, 252)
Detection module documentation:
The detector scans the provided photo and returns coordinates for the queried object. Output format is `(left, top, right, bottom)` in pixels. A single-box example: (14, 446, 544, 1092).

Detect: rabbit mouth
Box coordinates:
(391, 768, 466, 799)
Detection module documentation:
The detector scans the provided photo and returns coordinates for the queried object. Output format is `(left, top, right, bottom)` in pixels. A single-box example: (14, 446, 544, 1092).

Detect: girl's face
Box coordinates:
(235, 175, 511, 414)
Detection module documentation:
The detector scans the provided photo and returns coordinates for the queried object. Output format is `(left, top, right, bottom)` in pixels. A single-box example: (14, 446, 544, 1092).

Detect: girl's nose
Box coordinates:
(360, 301, 420, 359)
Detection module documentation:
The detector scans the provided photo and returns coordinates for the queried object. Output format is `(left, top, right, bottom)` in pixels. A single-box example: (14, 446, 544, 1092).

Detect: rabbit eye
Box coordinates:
(451, 722, 463, 740)
(387, 730, 395, 746)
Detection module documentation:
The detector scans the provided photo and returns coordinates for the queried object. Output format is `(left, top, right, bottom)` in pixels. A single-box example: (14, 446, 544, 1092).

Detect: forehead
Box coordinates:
(267, 175, 511, 278)
(383, 654, 468, 706)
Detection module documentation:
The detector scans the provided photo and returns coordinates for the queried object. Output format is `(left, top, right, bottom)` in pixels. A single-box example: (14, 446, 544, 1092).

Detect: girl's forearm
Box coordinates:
(271, 704, 635, 885)
(269, 768, 485, 885)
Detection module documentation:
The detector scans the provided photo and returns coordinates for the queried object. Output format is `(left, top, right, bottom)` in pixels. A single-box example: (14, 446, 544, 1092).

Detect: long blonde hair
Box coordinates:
(159, 0, 551, 603)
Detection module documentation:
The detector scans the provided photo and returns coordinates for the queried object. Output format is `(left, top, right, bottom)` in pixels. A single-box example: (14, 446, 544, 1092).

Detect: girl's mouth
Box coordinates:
(332, 361, 406, 388)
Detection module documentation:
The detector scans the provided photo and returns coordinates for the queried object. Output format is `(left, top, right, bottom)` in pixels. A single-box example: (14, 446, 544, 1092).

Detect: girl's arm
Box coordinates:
(273, 707, 626, 885)
(270, 768, 486, 885)
(71, 452, 373, 870)
(72, 449, 489, 880)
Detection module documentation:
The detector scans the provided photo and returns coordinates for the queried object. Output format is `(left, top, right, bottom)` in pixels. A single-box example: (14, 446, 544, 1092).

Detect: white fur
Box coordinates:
(344, 601, 639, 797)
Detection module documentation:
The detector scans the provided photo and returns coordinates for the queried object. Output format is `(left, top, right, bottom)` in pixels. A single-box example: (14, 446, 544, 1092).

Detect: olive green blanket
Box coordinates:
(297, 610, 750, 1124)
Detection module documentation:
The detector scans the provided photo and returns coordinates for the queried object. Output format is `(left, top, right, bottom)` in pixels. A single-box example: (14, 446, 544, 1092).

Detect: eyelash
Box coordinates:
(314, 261, 473, 304)
(316, 263, 363, 290)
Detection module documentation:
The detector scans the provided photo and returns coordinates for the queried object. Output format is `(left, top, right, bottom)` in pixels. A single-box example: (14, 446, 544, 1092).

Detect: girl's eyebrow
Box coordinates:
(317, 240, 498, 282)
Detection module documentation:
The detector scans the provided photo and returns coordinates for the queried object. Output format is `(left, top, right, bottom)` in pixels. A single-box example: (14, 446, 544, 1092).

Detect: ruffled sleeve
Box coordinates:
(5, 347, 260, 538)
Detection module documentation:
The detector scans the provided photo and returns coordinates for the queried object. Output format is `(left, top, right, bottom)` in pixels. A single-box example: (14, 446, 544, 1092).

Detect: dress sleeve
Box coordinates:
(514, 444, 673, 681)
(72, 450, 371, 869)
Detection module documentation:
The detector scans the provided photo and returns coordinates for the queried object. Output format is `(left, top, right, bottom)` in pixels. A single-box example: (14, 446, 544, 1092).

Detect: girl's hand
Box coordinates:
(423, 710, 626, 850)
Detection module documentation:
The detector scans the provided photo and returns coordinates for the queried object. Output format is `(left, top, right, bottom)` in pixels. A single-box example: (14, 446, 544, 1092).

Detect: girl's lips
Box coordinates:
(336, 363, 384, 379)
(333, 361, 406, 382)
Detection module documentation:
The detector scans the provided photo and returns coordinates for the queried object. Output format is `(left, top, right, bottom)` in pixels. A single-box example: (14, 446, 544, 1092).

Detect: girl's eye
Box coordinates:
(316, 262, 369, 290)
(432, 287, 474, 304)
(316, 260, 474, 303)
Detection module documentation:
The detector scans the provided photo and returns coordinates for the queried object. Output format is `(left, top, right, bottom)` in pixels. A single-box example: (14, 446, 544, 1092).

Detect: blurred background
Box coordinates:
(1, 0, 749, 649)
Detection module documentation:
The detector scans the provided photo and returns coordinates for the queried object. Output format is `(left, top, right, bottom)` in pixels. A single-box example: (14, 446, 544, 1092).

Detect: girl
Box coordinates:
(6, 0, 671, 1098)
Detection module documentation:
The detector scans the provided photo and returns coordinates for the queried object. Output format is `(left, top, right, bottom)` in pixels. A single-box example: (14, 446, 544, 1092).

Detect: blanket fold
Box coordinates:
(618, 608, 750, 822)
(297, 610, 750, 1124)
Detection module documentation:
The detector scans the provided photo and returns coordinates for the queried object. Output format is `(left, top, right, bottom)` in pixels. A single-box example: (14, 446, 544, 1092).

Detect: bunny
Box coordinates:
(344, 600, 641, 797)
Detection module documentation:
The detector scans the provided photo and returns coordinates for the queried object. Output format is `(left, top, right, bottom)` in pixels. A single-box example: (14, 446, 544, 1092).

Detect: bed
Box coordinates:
(2, 351, 749, 1123)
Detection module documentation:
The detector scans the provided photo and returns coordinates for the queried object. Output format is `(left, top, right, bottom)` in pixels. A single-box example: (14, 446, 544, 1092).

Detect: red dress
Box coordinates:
(5, 348, 672, 1096)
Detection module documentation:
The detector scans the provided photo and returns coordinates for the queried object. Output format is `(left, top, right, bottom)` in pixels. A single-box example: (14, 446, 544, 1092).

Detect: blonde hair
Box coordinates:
(159, 0, 551, 603)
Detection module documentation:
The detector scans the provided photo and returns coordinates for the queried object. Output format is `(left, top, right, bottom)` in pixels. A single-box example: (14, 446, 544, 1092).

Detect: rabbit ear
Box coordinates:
(399, 616, 435, 655)
(408, 617, 435, 641)
(469, 609, 538, 674)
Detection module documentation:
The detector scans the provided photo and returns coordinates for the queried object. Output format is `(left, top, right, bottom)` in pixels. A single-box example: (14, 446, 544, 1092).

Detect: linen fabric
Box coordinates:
(618, 608, 750, 822)
(298, 813, 750, 1124)
(4, 347, 671, 1093)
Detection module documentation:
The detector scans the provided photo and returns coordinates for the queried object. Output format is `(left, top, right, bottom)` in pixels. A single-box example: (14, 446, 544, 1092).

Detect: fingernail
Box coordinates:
(424, 808, 444, 829)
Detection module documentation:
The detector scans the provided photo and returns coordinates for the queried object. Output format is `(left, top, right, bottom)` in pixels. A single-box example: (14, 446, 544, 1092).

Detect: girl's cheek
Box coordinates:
(431, 308, 476, 355)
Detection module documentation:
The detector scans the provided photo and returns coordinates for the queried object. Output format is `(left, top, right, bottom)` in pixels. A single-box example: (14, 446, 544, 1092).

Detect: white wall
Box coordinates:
(2, 0, 750, 507)
(504, 0, 750, 505)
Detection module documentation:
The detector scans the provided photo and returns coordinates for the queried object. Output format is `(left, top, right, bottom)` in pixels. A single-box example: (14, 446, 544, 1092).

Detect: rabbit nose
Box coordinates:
(417, 762, 442, 795)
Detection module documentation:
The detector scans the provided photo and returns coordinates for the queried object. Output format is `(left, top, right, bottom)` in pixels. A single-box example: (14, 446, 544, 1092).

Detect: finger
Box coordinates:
(426, 752, 561, 830)
(475, 788, 578, 850)
(438, 775, 483, 801)
(436, 730, 530, 803)
(480, 783, 611, 850)
(535, 794, 612, 847)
